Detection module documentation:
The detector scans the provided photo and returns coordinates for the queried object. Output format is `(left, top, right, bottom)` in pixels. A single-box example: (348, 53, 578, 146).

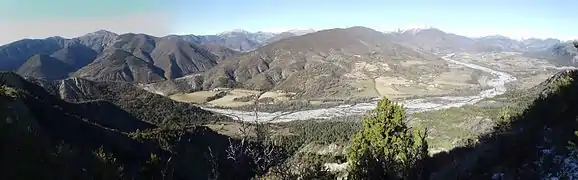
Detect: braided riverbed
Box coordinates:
(202, 54, 518, 122)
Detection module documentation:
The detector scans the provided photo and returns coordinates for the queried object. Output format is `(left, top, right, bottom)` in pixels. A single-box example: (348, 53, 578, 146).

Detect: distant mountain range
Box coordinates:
(387, 28, 576, 66)
(0, 26, 575, 91)
(0, 28, 319, 82)
(388, 28, 564, 53)
(167, 29, 317, 52)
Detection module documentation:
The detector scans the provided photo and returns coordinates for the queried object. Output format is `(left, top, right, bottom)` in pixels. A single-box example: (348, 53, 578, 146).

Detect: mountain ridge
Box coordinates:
(0, 28, 320, 83)
(2, 26, 575, 88)
(184, 26, 452, 99)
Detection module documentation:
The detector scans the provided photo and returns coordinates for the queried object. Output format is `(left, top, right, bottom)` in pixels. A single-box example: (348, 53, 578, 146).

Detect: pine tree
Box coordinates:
(347, 97, 429, 180)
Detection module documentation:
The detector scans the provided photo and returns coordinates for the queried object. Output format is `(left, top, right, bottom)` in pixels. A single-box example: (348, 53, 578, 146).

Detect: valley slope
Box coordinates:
(150, 27, 490, 110)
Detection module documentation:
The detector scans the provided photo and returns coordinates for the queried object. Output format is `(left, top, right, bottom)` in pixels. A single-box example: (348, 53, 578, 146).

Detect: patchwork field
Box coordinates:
(169, 91, 222, 104)
(452, 52, 559, 89)
(169, 88, 298, 108)
(207, 89, 262, 108)
(169, 64, 491, 112)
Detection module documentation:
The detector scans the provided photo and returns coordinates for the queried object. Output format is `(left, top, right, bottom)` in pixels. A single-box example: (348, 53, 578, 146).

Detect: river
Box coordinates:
(202, 53, 518, 122)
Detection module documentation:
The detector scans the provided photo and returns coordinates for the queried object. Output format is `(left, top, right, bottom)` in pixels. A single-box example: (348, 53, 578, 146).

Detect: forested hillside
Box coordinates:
(0, 72, 286, 179)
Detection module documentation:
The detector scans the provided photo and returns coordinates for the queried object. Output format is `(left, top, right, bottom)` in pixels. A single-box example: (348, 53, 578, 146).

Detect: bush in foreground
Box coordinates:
(347, 97, 429, 180)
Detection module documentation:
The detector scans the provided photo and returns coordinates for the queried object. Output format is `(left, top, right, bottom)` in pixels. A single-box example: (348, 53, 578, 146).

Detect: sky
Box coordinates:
(0, 0, 576, 45)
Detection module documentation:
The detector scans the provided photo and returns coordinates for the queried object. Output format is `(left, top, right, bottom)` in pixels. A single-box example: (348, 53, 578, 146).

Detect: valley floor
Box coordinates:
(197, 52, 572, 156)
(200, 53, 516, 122)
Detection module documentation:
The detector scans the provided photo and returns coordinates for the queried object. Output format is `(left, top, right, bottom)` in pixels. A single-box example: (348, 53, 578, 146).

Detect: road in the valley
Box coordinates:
(202, 54, 518, 122)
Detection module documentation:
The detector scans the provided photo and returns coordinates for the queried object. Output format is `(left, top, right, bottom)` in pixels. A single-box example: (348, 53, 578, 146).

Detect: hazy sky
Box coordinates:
(0, 0, 576, 45)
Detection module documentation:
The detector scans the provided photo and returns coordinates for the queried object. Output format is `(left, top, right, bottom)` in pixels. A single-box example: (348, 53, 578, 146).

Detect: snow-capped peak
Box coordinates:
(287, 29, 316, 36)
(401, 27, 438, 35)
(219, 29, 249, 35)
(86, 29, 116, 36)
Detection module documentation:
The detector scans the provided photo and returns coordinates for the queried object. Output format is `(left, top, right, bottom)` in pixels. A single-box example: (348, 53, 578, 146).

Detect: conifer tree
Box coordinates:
(347, 97, 428, 180)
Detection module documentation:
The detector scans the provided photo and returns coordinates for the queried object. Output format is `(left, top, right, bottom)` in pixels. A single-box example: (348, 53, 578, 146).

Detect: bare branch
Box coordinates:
(206, 146, 219, 180)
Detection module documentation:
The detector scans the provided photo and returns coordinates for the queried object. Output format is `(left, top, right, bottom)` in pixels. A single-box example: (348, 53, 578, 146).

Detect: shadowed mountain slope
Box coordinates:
(0, 72, 284, 179)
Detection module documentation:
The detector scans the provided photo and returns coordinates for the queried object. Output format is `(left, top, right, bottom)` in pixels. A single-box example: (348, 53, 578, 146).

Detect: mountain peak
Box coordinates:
(17, 53, 73, 80)
(342, 26, 381, 33)
(85, 29, 117, 36)
(480, 35, 512, 40)
(46, 36, 66, 40)
(219, 29, 249, 35)
(401, 27, 444, 35)
(286, 29, 316, 36)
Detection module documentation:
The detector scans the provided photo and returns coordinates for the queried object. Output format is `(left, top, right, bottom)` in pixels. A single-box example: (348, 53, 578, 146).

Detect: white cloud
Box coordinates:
(0, 12, 172, 45)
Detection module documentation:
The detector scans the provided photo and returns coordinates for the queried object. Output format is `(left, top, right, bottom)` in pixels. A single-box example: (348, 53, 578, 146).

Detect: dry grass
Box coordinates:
(399, 60, 427, 67)
(374, 76, 413, 98)
(204, 121, 255, 137)
(511, 73, 554, 90)
(452, 52, 555, 76)
(450, 52, 561, 91)
(169, 91, 221, 104)
(207, 89, 262, 108)
(259, 90, 295, 103)
(350, 79, 380, 98)
(433, 70, 476, 86)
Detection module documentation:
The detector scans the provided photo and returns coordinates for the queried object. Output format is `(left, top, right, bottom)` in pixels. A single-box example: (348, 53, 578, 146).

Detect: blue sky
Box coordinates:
(176, 0, 576, 39)
(0, 0, 576, 44)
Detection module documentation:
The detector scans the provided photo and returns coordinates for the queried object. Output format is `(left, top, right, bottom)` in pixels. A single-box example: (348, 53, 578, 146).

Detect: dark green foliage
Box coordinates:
(267, 153, 337, 179)
(92, 147, 124, 179)
(94, 82, 218, 125)
(347, 97, 429, 180)
(141, 153, 162, 178)
(129, 125, 286, 179)
(297, 152, 347, 164)
(233, 97, 376, 113)
(68, 100, 156, 133)
(275, 120, 360, 154)
(0, 76, 121, 179)
(233, 94, 258, 102)
(206, 91, 227, 102)
(297, 161, 337, 180)
(495, 107, 512, 130)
